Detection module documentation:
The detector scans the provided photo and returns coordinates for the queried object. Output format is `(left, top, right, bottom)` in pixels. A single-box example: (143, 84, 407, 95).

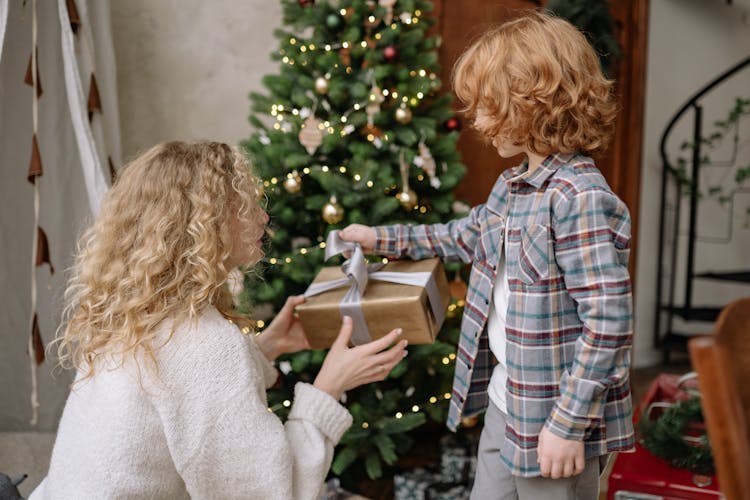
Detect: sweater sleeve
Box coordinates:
(148, 308, 352, 500)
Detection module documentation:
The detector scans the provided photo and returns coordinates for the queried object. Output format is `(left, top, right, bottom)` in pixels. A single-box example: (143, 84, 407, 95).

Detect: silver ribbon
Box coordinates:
(303, 231, 446, 345)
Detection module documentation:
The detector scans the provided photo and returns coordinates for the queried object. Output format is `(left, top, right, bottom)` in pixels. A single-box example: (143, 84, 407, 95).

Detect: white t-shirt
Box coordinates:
(487, 246, 510, 413)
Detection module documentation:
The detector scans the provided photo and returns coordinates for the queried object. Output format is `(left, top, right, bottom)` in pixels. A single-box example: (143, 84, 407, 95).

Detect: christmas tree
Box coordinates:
(241, 0, 467, 484)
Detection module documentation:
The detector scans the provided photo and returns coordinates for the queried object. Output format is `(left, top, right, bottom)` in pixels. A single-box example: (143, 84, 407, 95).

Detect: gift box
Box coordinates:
(607, 373, 722, 499)
(317, 478, 369, 500)
(438, 435, 477, 486)
(297, 232, 450, 350)
(425, 483, 471, 500)
(394, 468, 466, 500)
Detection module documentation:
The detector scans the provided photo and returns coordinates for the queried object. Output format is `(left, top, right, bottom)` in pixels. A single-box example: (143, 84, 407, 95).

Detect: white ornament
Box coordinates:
(259, 134, 271, 145)
(227, 268, 244, 305)
(452, 200, 471, 214)
(291, 236, 312, 249)
(279, 361, 293, 374)
(417, 140, 440, 188)
(380, 0, 397, 24)
(366, 84, 385, 125)
(298, 116, 324, 155)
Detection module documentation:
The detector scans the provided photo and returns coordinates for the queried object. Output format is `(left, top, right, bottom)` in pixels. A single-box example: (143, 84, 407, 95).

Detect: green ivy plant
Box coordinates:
(675, 97, 750, 226)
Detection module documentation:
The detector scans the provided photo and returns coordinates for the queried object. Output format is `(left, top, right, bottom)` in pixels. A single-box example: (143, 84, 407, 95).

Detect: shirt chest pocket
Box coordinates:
(477, 214, 504, 262)
(517, 224, 551, 284)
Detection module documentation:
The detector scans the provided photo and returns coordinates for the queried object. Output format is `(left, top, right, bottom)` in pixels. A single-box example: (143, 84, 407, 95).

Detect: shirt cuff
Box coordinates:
(288, 383, 353, 443)
(545, 403, 590, 441)
(373, 225, 398, 256)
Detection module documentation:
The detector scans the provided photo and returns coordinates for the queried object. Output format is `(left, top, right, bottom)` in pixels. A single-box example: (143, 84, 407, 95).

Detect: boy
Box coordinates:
(340, 11, 634, 500)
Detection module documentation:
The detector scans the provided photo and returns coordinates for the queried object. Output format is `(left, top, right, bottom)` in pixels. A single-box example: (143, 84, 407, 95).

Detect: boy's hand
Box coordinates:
(537, 427, 585, 478)
(339, 224, 376, 253)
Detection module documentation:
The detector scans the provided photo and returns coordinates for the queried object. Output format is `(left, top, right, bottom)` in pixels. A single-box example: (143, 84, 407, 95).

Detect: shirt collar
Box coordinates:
(510, 152, 576, 189)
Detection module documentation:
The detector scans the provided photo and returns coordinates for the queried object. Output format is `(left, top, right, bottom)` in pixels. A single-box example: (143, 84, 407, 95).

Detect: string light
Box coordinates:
(267, 386, 455, 416)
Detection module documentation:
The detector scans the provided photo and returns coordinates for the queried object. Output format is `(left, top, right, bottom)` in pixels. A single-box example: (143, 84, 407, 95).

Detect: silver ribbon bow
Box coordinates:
(303, 231, 446, 345)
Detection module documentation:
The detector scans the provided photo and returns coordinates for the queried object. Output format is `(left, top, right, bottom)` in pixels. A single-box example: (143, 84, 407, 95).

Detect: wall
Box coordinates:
(635, 0, 750, 366)
(0, 0, 282, 431)
(111, 0, 282, 159)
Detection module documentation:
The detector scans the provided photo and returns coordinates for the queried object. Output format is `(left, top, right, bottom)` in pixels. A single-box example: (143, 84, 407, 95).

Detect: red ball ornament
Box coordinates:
(298, 0, 314, 6)
(445, 117, 461, 132)
(383, 45, 399, 62)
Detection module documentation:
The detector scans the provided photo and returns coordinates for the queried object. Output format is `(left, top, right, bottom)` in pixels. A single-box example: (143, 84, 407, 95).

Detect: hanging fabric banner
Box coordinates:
(57, 0, 108, 215)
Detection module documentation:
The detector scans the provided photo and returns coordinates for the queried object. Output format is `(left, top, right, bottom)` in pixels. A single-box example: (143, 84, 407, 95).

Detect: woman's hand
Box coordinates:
(314, 316, 408, 400)
(256, 295, 310, 362)
(339, 224, 377, 253)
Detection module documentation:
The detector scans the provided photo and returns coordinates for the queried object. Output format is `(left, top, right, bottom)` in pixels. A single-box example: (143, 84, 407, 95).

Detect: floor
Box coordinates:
(0, 360, 693, 499)
(0, 431, 55, 497)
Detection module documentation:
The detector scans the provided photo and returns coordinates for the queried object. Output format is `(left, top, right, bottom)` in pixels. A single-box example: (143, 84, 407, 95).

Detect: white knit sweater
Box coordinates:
(30, 306, 353, 499)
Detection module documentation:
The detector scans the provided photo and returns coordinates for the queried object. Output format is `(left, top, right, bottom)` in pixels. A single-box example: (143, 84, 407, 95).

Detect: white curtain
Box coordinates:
(0, 0, 120, 430)
(0, 0, 8, 66)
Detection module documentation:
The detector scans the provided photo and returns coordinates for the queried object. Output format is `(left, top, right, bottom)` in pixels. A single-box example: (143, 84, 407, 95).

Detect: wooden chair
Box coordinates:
(689, 297, 750, 500)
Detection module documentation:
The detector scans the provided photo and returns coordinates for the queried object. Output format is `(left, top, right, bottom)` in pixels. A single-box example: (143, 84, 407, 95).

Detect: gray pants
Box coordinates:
(470, 401, 604, 500)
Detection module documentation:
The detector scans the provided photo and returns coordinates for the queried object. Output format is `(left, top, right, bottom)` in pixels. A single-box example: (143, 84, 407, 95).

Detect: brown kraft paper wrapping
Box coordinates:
(297, 257, 450, 350)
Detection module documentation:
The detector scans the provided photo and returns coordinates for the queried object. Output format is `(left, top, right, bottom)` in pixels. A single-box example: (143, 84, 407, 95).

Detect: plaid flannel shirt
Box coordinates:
(374, 153, 635, 477)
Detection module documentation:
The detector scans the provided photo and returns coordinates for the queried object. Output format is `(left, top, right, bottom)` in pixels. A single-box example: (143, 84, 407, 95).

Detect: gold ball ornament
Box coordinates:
(322, 196, 344, 224)
(314, 76, 329, 95)
(396, 189, 418, 210)
(395, 106, 413, 124)
(283, 173, 302, 193)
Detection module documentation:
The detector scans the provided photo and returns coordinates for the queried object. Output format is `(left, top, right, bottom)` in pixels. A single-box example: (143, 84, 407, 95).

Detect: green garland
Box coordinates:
(639, 396, 715, 475)
(545, 0, 620, 77)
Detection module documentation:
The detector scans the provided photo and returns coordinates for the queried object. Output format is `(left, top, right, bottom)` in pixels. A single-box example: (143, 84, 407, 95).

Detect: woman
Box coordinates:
(31, 141, 407, 499)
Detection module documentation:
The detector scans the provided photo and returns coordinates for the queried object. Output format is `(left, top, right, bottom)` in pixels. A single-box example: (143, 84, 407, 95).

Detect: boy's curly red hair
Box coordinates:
(452, 11, 617, 157)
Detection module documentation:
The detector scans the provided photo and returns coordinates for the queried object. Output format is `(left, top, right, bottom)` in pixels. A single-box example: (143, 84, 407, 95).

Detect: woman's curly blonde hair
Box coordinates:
(55, 141, 264, 379)
(452, 11, 617, 157)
